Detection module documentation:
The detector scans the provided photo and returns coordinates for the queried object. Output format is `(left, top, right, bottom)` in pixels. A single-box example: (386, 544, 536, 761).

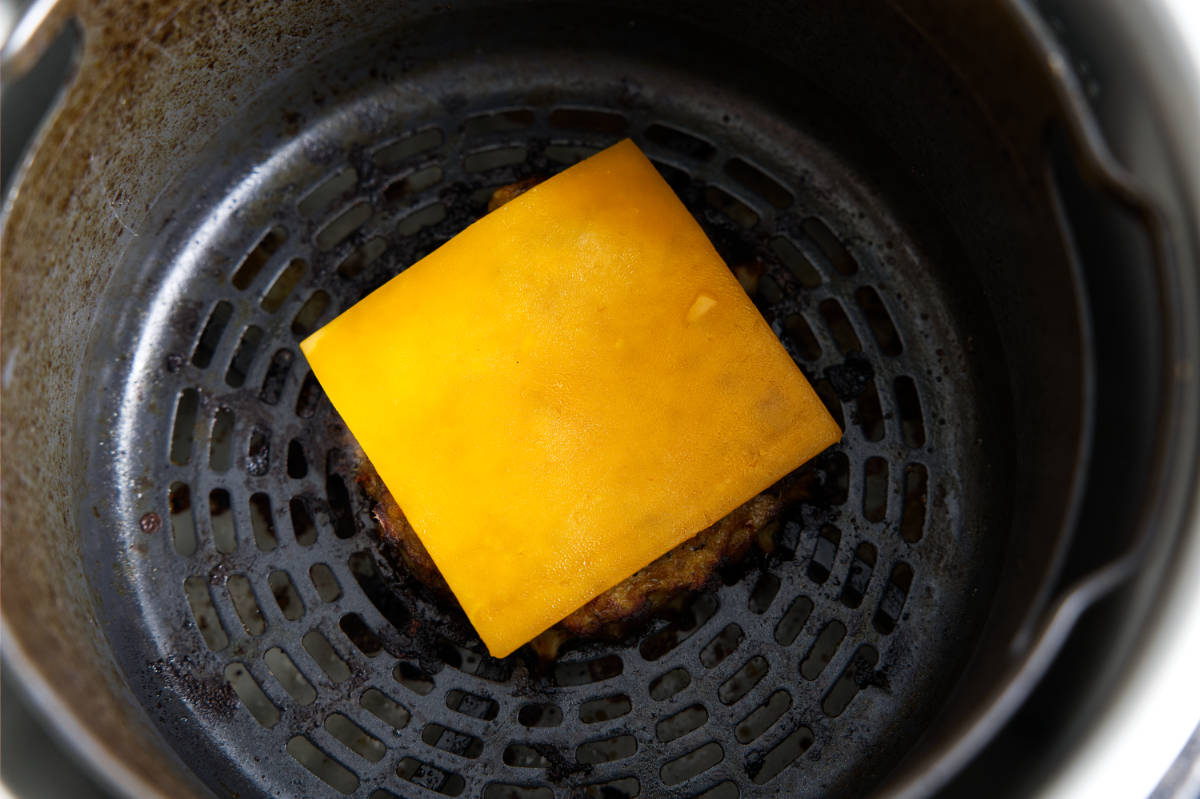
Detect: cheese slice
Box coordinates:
(301, 139, 841, 657)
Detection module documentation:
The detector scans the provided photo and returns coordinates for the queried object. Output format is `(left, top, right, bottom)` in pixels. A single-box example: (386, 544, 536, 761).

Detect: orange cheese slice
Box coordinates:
(301, 139, 841, 657)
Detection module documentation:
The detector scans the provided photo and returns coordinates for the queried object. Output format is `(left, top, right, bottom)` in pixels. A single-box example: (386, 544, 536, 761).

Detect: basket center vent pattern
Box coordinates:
(110, 84, 987, 799)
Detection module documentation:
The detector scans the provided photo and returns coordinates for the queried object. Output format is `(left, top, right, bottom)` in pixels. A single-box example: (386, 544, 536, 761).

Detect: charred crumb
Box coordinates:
(824, 356, 875, 400)
(147, 655, 236, 722)
(535, 742, 594, 782)
(859, 668, 892, 693)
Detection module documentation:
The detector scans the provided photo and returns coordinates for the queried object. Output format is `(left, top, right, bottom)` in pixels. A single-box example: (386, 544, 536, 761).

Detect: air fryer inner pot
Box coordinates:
(2, 1, 1177, 798)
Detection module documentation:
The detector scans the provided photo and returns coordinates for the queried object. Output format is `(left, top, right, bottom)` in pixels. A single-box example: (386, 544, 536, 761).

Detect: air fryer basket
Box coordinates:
(2, 1, 1192, 798)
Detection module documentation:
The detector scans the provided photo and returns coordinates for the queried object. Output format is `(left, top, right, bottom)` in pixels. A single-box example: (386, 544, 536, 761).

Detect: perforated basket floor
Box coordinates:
(80, 42, 1007, 799)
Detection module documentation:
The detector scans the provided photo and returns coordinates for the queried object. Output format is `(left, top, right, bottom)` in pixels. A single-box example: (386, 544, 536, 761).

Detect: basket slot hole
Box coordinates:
(841, 542, 878, 609)
(226, 574, 266, 636)
(291, 290, 330, 338)
(661, 741, 724, 786)
(782, 314, 821, 362)
(725, 158, 791, 209)
(801, 620, 847, 681)
(265, 646, 316, 705)
(874, 562, 914, 635)
(581, 778, 640, 799)
(209, 409, 235, 472)
(748, 573, 781, 614)
(649, 158, 693, 194)
(396, 756, 464, 796)
(482, 785, 552, 799)
(735, 690, 792, 744)
(258, 349, 294, 405)
(803, 217, 857, 275)
(295, 371, 323, 418)
(326, 713, 386, 763)
(639, 593, 719, 662)
(699, 623, 744, 669)
(383, 166, 444, 204)
(649, 667, 692, 702)
(732, 259, 763, 295)
(224, 663, 278, 727)
(370, 791, 402, 799)
(309, 563, 342, 602)
(191, 300, 232, 369)
(691, 782, 739, 799)
(579, 694, 632, 724)
(774, 595, 814, 646)
(554, 654, 623, 687)
(823, 452, 850, 505)
(246, 491, 278, 554)
(323, 453, 356, 540)
(895, 377, 926, 448)
(855, 286, 902, 355)
(747, 725, 814, 785)
(169, 388, 199, 465)
(463, 108, 535, 136)
(823, 644, 880, 717)
(901, 464, 928, 543)
(225, 325, 264, 388)
(299, 167, 358, 219)
(209, 488, 236, 553)
(287, 735, 359, 795)
(818, 298, 861, 355)
(361, 687, 411, 732)
(422, 722, 484, 759)
(349, 550, 412, 630)
(446, 689, 498, 721)
(518, 702, 563, 728)
(245, 426, 270, 477)
(718, 656, 769, 705)
(261, 259, 306, 313)
(770, 236, 822, 288)
(393, 662, 435, 696)
(490, 177, 545, 212)
(340, 613, 383, 657)
(754, 273, 784, 307)
(289, 496, 318, 546)
(704, 186, 758, 229)
(576, 734, 637, 765)
(656, 704, 708, 743)
(287, 439, 308, 478)
(316, 202, 372, 251)
(374, 128, 444, 170)
(338, 236, 387, 280)
(231, 227, 286, 289)
(549, 107, 628, 134)
(183, 576, 228, 650)
(863, 457, 888, 523)
(503, 744, 550, 768)
(810, 379, 844, 431)
(396, 202, 448, 236)
(856, 378, 885, 442)
(773, 516, 803, 558)
(168, 482, 197, 556)
(268, 570, 305, 621)
(302, 629, 351, 683)
(464, 145, 528, 173)
(546, 143, 602, 165)
(644, 123, 715, 160)
(807, 525, 841, 585)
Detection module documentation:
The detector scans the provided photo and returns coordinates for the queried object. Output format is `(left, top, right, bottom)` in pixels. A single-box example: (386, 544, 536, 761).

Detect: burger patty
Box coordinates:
(358, 458, 782, 627)
(353, 176, 797, 656)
